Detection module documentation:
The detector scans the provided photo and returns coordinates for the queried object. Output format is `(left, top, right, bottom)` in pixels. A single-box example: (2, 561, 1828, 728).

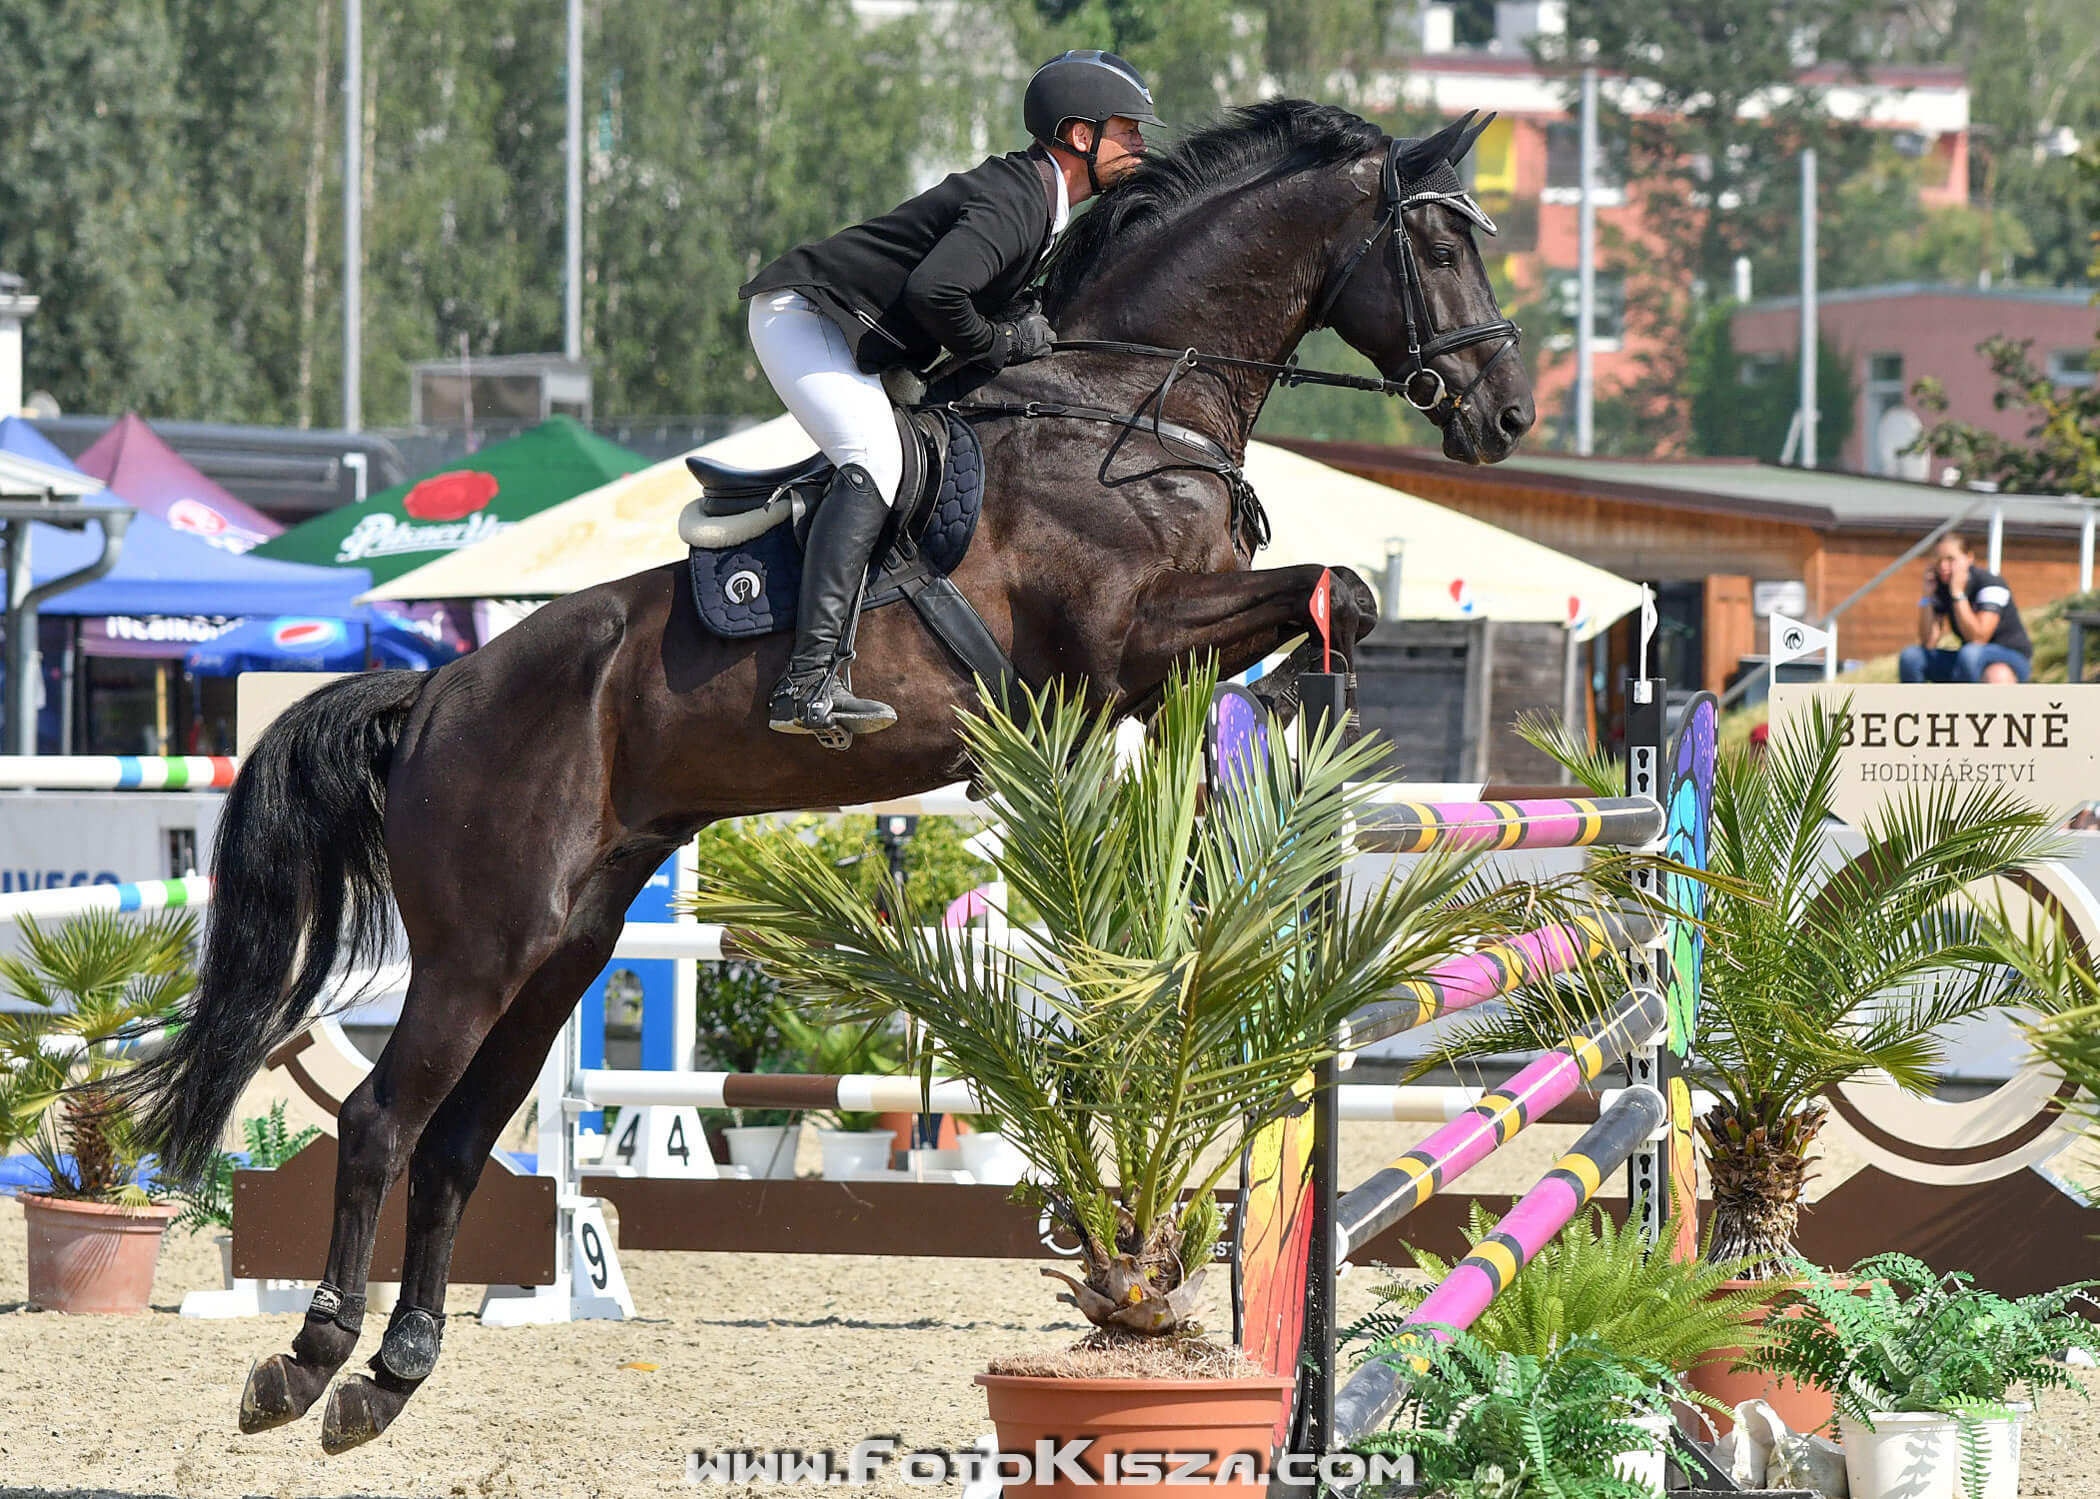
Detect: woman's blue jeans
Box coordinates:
(1898, 642, 2032, 683)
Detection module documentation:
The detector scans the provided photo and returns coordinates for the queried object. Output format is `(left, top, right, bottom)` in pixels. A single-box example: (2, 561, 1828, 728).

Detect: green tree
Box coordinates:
(1942, 0, 2100, 285)
(0, 1, 255, 417)
(1684, 305, 1855, 462)
(1545, 0, 1881, 445)
(1912, 146, 2100, 495)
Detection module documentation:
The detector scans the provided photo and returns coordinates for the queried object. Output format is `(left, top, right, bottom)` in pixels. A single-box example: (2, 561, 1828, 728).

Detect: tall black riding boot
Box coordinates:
(768, 462, 899, 742)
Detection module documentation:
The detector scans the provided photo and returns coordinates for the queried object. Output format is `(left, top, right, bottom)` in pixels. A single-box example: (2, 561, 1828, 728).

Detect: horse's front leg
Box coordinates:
(1116, 564, 1377, 699)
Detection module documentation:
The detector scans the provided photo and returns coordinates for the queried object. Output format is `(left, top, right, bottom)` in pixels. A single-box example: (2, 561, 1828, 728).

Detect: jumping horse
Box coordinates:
(123, 100, 1533, 1451)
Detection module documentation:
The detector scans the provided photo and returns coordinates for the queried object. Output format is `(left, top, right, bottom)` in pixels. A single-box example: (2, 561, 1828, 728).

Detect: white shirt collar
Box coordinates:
(1049, 162, 1070, 238)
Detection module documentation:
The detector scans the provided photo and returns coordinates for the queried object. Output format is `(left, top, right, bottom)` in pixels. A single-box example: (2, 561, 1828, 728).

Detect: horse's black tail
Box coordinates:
(120, 670, 429, 1187)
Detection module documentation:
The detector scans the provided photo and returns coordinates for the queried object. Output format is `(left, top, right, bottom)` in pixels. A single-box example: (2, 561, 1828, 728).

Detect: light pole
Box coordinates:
(1575, 67, 1598, 456)
(1797, 148, 1817, 470)
(565, 0, 583, 364)
(343, 0, 362, 432)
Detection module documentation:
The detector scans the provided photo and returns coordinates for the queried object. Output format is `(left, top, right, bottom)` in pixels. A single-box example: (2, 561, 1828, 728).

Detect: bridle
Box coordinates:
(1046, 136, 1522, 420)
(938, 136, 1522, 560)
(1304, 139, 1521, 414)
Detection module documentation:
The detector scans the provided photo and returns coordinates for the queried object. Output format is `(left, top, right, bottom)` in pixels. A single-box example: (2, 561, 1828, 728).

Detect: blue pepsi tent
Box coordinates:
(0, 418, 372, 616)
(184, 613, 460, 675)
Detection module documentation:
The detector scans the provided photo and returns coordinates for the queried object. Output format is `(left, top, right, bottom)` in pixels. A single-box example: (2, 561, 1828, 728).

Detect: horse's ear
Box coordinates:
(1397, 110, 1477, 179)
(1452, 111, 1498, 165)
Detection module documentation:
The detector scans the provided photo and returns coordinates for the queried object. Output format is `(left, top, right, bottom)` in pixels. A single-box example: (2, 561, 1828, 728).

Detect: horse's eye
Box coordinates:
(1432, 242, 1458, 267)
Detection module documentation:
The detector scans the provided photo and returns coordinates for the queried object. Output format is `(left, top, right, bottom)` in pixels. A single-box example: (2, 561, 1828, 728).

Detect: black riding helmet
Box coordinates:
(1024, 50, 1163, 193)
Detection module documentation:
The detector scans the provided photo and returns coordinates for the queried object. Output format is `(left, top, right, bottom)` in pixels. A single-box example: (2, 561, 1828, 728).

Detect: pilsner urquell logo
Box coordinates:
(335, 470, 508, 562)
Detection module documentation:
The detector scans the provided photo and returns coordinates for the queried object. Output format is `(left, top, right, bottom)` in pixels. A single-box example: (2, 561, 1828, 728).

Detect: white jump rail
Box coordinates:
(0, 757, 1492, 811)
(0, 755, 240, 790)
(570, 1066, 1714, 1126)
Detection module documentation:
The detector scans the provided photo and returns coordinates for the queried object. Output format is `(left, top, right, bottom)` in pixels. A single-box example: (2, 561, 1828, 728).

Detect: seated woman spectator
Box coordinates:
(1899, 533, 2032, 684)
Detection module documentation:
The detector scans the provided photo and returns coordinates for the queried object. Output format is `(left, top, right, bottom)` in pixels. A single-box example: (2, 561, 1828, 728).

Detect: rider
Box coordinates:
(739, 50, 1161, 740)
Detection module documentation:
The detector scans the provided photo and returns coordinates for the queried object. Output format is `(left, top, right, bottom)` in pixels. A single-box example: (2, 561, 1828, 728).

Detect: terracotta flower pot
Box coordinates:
(976, 1372, 1293, 1499)
(1680, 1276, 1836, 1439)
(21, 1194, 178, 1314)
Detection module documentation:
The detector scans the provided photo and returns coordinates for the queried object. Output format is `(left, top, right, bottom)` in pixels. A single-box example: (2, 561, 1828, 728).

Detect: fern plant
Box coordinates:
(1345, 1203, 1780, 1418)
(168, 1100, 322, 1234)
(1352, 1327, 1675, 1499)
(1754, 1254, 2094, 1498)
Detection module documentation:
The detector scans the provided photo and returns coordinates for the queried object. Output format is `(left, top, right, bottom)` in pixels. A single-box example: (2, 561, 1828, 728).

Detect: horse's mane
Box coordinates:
(1040, 99, 1387, 319)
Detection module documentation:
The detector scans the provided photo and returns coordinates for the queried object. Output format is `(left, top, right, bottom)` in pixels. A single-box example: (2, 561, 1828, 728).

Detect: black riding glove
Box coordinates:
(999, 311, 1056, 367)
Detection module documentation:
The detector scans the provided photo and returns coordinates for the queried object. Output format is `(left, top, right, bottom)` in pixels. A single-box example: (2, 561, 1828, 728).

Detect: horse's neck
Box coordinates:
(1057, 179, 1349, 454)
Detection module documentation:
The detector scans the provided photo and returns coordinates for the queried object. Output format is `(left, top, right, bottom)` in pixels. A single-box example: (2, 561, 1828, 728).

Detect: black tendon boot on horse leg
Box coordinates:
(318, 1304, 445, 1453)
(239, 1281, 365, 1433)
(768, 463, 898, 744)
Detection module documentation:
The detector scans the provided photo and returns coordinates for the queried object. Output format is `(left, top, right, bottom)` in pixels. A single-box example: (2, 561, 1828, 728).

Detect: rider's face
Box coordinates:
(1091, 116, 1147, 183)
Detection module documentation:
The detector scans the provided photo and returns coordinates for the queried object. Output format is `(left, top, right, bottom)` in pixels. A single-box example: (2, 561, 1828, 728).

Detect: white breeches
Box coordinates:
(746, 290, 904, 506)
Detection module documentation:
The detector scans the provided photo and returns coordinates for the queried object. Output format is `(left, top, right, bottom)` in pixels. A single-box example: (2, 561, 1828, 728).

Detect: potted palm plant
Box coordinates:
(691, 663, 1526, 1494)
(0, 911, 196, 1313)
(1753, 1254, 2092, 1499)
(1436, 699, 2062, 1428)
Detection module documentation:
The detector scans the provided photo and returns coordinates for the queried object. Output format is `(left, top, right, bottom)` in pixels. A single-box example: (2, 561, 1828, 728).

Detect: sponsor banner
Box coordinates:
(335, 508, 511, 563)
(166, 495, 272, 553)
(81, 615, 243, 659)
(1770, 683, 2100, 827)
(0, 793, 225, 974)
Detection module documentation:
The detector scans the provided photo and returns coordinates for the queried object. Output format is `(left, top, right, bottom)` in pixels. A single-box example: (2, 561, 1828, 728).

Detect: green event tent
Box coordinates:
(253, 416, 647, 585)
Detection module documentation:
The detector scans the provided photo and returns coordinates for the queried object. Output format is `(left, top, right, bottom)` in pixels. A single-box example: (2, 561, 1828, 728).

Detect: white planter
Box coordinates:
(1840, 1408, 2026, 1499)
(906, 1147, 963, 1176)
(958, 1130, 1028, 1186)
(1613, 1411, 1672, 1497)
(819, 1129, 897, 1180)
(724, 1125, 800, 1180)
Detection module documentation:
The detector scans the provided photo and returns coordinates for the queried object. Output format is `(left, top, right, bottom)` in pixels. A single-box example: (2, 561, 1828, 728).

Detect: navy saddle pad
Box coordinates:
(688, 412, 984, 639)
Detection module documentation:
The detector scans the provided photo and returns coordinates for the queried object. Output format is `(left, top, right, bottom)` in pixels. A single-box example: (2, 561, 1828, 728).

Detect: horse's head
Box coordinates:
(1318, 114, 1534, 464)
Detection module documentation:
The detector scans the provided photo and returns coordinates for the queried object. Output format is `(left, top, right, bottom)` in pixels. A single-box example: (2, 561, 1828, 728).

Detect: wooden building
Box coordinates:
(1277, 439, 2092, 741)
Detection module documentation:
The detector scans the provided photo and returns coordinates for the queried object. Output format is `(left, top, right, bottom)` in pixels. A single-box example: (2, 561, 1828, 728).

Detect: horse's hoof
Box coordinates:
(320, 1373, 403, 1454)
(239, 1353, 326, 1434)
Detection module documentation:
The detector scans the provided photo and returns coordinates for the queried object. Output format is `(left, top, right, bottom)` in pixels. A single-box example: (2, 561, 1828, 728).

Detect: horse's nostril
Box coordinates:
(1498, 402, 1533, 440)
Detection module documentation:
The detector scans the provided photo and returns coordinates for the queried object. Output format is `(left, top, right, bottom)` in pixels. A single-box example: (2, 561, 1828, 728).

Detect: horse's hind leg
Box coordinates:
(238, 944, 555, 1436)
(319, 854, 665, 1453)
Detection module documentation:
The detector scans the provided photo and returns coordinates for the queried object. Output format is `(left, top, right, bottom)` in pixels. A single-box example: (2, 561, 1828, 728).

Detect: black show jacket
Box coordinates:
(740, 148, 1058, 375)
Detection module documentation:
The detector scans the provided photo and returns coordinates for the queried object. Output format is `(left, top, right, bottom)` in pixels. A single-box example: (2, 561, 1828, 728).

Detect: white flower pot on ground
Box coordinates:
(1840, 1407, 2026, 1499)
(1613, 1411, 1673, 1497)
(958, 1130, 1028, 1186)
(724, 1125, 800, 1179)
(819, 1129, 897, 1180)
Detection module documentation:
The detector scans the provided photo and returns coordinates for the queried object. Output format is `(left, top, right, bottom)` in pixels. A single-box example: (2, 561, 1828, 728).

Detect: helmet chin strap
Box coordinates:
(1055, 122, 1106, 195)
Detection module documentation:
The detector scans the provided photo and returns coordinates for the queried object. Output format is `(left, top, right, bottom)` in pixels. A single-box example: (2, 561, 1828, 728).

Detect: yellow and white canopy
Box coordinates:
(365, 415, 1641, 641)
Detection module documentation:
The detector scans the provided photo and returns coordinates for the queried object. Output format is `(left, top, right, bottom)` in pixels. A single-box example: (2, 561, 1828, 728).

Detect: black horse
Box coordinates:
(124, 100, 1532, 1452)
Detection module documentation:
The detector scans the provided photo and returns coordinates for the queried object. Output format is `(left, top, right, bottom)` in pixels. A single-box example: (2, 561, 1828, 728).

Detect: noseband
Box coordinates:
(1305, 140, 1521, 414)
